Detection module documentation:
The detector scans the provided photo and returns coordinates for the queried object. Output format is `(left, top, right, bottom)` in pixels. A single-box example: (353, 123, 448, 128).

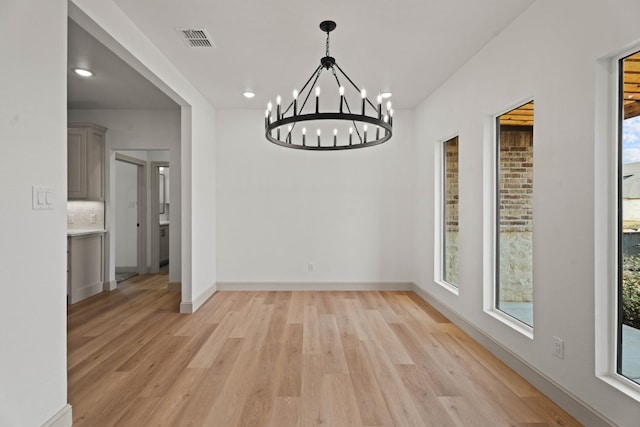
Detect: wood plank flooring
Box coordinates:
(68, 274, 582, 426)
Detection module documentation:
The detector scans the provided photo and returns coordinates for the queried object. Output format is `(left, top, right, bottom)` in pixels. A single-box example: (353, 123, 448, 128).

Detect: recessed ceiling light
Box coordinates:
(380, 92, 392, 99)
(243, 91, 255, 99)
(73, 68, 94, 77)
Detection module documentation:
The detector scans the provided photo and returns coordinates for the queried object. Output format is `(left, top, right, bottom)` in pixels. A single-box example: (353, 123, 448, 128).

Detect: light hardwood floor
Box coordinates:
(68, 274, 582, 426)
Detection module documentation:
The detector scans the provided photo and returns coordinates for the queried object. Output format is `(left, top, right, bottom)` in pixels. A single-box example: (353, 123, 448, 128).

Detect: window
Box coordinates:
(618, 51, 640, 386)
(496, 101, 534, 326)
(443, 136, 459, 286)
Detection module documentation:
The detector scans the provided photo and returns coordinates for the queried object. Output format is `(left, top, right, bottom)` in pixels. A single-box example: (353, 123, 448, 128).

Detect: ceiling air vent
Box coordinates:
(176, 28, 215, 48)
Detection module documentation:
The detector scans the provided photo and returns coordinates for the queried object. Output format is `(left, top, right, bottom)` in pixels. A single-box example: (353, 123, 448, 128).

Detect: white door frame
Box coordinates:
(115, 153, 147, 275)
(150, 161, 170, 273)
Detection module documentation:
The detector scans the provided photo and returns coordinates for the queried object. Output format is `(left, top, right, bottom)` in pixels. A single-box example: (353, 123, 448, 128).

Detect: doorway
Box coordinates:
(151, 161, 170, 275)
(114, 153, 147, 281)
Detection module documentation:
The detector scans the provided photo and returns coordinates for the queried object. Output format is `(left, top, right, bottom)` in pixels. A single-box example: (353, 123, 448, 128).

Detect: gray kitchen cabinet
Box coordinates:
(68, 232, 104, 304)
(160, 224, 170, 266)
(68, 123, 106, 200)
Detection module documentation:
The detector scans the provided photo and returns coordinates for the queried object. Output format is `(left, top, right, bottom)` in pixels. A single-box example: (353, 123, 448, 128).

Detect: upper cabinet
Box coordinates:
(68, 123, 106, 201)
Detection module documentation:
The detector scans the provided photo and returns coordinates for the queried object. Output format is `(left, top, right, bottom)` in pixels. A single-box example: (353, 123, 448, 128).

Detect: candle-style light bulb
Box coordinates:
(386, 101, 392, 114)
(315, 87, 321, 113)
(377, 94, 382, 119)
(349, 126, 353, 145)
(389, 108, 394, 126)
(302, 127, 307, 146)
(333, 128, 338, 146)
(265, 109, 269, 128)
(339, 86, 345, 113)
(361, 88, 367, 115)
(267, 101, 272, 112)
(317, 128, 321, 146)
(293, 89, 298, 116)
(363, 124, 368, 143)
(384, 114, 389, 123)
(276, 95, 281, 120)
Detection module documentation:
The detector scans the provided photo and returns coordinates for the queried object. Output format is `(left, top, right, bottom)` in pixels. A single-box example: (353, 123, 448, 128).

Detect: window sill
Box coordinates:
(485, 308, 534, 339)
(435, 279, 459, 296)
(598, 373, 640, 402)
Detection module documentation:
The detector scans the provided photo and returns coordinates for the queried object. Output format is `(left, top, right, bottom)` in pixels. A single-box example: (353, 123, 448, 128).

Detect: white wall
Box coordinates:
(413, 0, 640, 425)
(0, 1, 70, 425)
(115, 159, 138, 268)
(68, 110, 180, 283)
(70, 0, 218, 312)
(216, 109, 414, 283)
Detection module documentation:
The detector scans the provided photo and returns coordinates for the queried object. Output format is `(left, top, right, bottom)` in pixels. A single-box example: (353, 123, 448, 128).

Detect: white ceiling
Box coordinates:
(67, 19, 178, 110)
(68, 0, 535, 111)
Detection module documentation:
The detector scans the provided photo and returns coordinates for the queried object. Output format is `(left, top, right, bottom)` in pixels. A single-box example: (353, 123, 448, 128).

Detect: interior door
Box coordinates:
(115, 159, 139, 279)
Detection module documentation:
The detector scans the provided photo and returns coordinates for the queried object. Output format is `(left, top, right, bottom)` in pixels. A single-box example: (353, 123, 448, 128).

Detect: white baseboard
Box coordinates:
(104, 280, 117, 292)
(180, 283, 217, 314)
(42, 404, 72, 427)
(115, 266, 137, 273)
(216, 281, 413, 291)
(168, 281, 181, 292)
(410, 284, 614, 427)
(70, 282, 103, 304)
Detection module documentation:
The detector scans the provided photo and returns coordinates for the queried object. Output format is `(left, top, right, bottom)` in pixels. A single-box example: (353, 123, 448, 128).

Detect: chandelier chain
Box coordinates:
(326, 31, 330, 57)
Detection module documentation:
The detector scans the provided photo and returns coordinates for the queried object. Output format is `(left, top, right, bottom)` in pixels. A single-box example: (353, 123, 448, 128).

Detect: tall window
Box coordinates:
(443, 136, 459, 286)
(618, 51, 640, 385)
(496, 101, 534, 326)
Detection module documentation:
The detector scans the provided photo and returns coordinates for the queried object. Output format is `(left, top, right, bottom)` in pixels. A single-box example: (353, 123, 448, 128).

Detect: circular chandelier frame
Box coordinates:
(264, 21, 393, 151)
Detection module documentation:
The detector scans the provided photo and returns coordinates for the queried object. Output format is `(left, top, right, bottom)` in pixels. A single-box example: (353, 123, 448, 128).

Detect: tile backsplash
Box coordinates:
(67, 201, 105, 230)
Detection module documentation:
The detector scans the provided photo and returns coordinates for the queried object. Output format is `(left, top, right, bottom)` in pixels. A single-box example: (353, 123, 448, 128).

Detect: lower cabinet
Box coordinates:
(68, 233, 104, 304)
(160, 224, 170, 266)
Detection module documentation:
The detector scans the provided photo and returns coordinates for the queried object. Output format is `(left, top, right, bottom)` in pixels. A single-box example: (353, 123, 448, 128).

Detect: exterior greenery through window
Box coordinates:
(496, 101, 534, 326)
(443, 136, 459, 286)
(618, 51, 640, 385)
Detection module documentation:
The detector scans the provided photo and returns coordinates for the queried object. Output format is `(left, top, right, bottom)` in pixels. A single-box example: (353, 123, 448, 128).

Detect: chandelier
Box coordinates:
(264, 20, 393, 151)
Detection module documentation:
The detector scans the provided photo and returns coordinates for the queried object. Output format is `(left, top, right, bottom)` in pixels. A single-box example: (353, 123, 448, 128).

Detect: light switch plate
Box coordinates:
(553, 336, 564, 359)
(32, 186, 54, 210)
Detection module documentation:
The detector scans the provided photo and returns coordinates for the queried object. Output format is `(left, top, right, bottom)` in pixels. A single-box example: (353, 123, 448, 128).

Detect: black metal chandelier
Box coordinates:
(264, 20, 393, 151)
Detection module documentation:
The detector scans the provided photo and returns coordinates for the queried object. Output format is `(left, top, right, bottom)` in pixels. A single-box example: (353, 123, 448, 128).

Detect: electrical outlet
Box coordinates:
(307, 263, 315, 272)
(89, 213, 96, 224)
(553, 336, 564, 359)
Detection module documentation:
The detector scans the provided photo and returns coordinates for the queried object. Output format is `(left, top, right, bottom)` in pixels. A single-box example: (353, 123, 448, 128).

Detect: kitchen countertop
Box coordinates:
(67, 229, 107, 237)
